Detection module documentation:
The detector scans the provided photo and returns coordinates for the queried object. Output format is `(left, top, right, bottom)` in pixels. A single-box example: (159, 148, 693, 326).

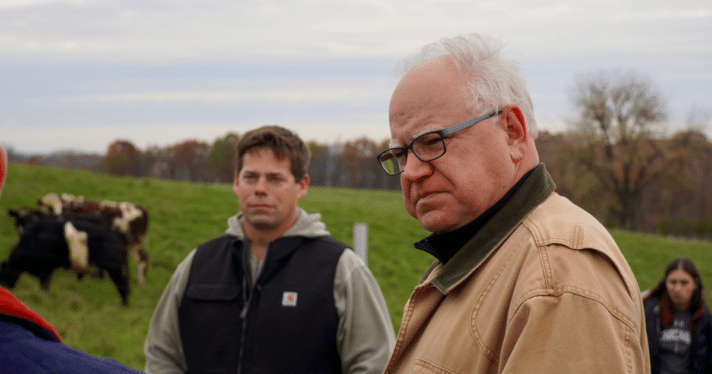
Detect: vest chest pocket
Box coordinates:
(179, 283, 244, 372)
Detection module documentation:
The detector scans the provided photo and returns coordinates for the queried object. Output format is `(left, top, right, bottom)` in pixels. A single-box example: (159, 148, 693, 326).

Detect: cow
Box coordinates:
(8, 208, 45, 236)
(0, 211, 132, 305)
(37, 193, 149, 285)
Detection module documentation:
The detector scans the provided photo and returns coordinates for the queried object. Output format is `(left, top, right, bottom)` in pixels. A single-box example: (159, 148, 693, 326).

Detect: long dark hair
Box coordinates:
(644, 257, 705, 312)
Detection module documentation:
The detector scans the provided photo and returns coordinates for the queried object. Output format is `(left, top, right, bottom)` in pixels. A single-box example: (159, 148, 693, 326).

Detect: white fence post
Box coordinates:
(353, 223, 368, 265)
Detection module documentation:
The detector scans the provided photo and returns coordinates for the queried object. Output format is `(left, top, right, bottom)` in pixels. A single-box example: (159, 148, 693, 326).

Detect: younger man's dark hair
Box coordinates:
(234, 125, 310, 181)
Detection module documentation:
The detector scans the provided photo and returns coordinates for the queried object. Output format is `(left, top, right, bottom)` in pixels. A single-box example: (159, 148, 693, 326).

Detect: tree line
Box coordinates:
(5, 70, 711, 239)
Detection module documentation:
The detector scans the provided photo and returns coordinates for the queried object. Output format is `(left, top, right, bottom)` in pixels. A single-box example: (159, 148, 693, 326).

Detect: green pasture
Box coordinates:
(0, 163, 710, 371)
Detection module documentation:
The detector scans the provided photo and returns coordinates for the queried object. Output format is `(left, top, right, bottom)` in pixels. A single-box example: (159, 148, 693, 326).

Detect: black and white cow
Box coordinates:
(37, 193, 149, 284)
(2, 194, 151, 305)
(1, 211, 132, 305)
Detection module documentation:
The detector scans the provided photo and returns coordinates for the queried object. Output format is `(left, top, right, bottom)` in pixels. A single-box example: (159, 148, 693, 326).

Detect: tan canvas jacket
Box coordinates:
(384, 165, 650, 374)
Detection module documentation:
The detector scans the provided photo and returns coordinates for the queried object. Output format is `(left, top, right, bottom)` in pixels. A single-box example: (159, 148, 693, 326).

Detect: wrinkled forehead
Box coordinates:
(388, 56, 468, 148)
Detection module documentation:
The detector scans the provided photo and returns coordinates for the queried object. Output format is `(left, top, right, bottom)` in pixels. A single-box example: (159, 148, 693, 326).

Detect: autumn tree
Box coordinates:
(639, 109, 712, 237)
(307, 141, 331, 187)
(206, 133, 239, 183)
(104, 140, 140, 176)
(568, 70, 670, 230)
(643, 131, 712, 232)
(171, 140, 210, 182)
(339, 137, 380, 189)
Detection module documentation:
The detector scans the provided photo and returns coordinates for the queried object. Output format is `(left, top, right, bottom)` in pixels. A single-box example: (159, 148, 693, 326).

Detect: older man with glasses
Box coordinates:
(377, 33, 650, 374)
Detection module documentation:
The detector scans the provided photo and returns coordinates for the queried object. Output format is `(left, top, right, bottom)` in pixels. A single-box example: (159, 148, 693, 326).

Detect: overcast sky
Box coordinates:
(2, 0, 710, 154)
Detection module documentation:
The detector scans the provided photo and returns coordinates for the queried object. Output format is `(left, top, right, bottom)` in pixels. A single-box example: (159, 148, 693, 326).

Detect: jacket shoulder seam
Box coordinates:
(510, 287, 638, 333)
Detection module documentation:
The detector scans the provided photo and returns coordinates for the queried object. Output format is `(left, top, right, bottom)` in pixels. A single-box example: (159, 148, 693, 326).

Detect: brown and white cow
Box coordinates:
(37, 193, 149, 284)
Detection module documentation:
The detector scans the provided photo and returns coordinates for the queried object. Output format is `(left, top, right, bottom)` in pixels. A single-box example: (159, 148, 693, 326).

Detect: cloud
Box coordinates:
(3, 0, 707, 62)
(60, 83, 391, 105)
(1, 0, 710, 154)
(0, 0, 85, 8)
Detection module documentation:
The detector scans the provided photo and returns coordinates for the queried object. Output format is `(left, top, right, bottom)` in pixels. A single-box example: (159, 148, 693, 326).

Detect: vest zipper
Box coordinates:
(237, 240, 266, 374)
(236, 283, 263, 373)
(236, 275, 252, 373)
(237, 265, 263, 373)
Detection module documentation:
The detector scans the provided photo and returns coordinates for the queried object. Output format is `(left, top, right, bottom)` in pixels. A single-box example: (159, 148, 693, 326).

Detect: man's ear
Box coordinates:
(501, 106, 527, 163)
(232, 175, 240, 196)
(503, 106, 527, 144)
(296, 174, 309, 200)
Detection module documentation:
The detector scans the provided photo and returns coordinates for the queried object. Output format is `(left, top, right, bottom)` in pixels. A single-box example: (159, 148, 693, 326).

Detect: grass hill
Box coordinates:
(1, 163, 710, 370)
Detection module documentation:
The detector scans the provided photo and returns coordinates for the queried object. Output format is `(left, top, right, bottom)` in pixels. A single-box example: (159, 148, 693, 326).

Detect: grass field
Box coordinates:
(0, 163, 710, 371)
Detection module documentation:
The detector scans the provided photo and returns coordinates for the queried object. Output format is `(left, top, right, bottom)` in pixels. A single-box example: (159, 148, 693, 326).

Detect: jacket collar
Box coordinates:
(0, 288, 62, 342)
(414, 168, 537, 264)
(417, 163, 556, 294)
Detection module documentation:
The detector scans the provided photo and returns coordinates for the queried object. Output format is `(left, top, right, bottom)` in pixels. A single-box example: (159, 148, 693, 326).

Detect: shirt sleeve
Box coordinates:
(333, 249, 396, 374)
(144, 250, 196, 374)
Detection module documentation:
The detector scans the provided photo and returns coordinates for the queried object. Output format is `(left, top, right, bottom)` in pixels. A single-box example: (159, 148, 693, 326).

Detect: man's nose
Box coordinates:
(402, 151, 433, 181)
(254, 176, 269, 192)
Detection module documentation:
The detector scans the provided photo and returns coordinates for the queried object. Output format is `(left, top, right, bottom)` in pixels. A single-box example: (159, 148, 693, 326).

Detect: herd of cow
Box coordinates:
(0, 193, 150, 305)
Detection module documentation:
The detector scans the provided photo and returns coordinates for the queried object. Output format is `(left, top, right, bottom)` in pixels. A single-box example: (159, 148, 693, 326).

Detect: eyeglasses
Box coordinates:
(377, 110, 502, 175)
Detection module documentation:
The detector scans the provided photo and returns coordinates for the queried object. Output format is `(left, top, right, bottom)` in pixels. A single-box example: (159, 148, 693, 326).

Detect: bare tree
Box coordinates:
(568, 69, 670, 230)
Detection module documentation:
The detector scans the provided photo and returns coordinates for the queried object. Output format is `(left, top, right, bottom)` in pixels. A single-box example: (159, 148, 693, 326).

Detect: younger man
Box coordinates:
(145, 125, 394, 373)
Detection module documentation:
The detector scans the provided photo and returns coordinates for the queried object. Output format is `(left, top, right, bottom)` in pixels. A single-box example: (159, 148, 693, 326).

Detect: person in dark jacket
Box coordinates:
(144, 125, 394, 374)
(643, 257, 712, 374)
(0, 145, 143, 374)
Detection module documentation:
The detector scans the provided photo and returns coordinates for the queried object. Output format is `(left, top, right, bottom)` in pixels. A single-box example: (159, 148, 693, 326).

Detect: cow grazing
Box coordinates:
(37, 193, 149, 285)
(0, 211, 131, 305)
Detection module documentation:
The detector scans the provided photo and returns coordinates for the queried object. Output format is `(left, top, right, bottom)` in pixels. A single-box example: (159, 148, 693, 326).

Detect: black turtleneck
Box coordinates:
(414, 168, 536, 264)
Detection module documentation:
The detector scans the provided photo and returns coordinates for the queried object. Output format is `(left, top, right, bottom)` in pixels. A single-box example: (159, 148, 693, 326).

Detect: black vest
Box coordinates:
(179, 234, 347, 374)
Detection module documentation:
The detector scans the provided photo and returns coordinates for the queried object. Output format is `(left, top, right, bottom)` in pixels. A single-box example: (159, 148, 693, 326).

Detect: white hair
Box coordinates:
(396, 33, 538, 138)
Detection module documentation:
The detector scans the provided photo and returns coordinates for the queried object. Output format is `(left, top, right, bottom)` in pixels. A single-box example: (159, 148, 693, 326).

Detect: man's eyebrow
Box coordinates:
(389, 126, 441, 148)
(242, 170, 286, 177)
(389, 139, 404, 148)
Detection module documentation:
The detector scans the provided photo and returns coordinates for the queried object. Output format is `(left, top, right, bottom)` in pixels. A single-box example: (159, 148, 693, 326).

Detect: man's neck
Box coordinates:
(242, 214, 298, 261)
(250, 242, 268, 261)
(243, 230, 278, 261)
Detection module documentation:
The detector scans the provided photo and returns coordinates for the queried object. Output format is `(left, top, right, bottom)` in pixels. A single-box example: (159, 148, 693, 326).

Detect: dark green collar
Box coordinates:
(414, 168, 536, 263)
(420, 163, 556, 293)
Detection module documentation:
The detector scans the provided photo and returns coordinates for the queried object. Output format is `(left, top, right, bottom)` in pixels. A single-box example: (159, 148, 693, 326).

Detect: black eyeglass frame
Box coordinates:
(377, 109, 502, 175)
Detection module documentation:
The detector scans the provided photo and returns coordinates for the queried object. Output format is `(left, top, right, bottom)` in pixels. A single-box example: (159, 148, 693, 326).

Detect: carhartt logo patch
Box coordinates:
(282, 292, 298, 307)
